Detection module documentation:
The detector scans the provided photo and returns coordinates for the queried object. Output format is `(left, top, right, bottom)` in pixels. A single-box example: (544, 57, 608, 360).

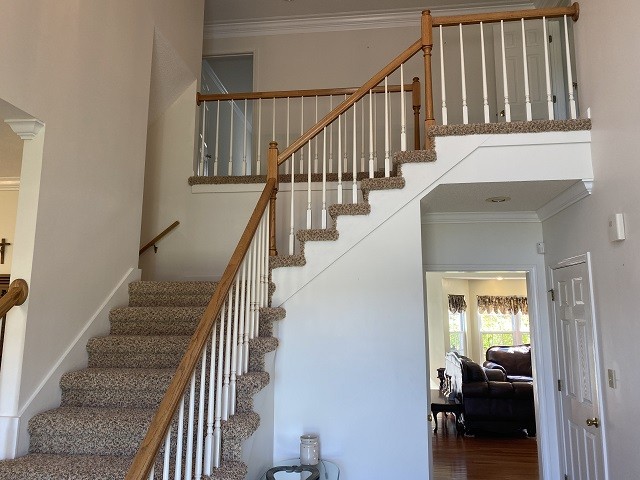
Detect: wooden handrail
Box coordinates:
(126, 172, 278, 479)
(278, 39, 423, 164)
(0, 279, 28, 319)
(197, 83, 414, 104)
(139, 221, 180, 255)
(432, 3, 579, 26)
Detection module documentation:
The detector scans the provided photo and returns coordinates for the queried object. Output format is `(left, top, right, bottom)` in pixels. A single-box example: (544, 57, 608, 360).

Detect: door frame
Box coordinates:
(549, 253, 610, 479)
(424, 262, 562, 480)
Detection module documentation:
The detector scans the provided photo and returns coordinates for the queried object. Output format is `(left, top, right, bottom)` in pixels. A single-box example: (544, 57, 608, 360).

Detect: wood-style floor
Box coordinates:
(432, 414, 539, 480)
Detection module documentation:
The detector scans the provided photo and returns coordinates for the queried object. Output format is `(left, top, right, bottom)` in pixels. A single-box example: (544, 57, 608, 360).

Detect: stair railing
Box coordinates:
(196, 79, 422, 178)
(0, 278, 29, 370)
(139, 221, 180, 255)
(128, 5, 583, 478)
(126, 150, 278, 479)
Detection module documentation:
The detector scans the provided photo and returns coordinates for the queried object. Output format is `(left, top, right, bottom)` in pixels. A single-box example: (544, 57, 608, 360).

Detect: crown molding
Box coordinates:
(0, 177, 20, 191)
(205, 2, 534, 39)
(421, 211, 540, 224)
(536, 180, 593, 222)
(5, 119, 44, 140)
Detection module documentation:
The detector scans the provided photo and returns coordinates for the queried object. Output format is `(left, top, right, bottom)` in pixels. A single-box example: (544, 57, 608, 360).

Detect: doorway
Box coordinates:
(426, 270, 539, 479)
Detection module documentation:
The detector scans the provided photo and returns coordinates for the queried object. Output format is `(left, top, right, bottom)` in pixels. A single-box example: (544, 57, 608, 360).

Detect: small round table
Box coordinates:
(259, 458, 340, 480)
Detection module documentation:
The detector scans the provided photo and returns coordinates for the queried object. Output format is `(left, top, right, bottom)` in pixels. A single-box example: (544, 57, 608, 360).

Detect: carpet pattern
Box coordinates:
(0, 281, 284, 479)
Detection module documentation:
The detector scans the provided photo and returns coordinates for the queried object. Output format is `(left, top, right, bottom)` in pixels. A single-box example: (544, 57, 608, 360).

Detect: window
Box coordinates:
(448, 310, 466, 354)
(477, 295, 529, 358)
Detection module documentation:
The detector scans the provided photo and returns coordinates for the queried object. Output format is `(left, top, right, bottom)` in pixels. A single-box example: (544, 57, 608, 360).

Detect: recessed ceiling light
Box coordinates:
(485, 196, 511, 203)
(496, 276, 504, 281)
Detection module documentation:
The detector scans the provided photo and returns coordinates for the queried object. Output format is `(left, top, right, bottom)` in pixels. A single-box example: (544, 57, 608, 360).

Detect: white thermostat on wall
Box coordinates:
(608, 213, 626, 242)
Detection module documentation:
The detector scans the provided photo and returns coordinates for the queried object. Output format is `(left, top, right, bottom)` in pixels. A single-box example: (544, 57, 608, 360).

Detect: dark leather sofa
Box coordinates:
(483, 344, 533, 383)
(446, 348, 536, 436)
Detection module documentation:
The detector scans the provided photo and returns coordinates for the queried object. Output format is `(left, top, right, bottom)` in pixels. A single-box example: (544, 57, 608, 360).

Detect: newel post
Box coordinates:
(267, 142, 279, 257)
(411, 77, 422, 150)
(421, 10, 436, 132)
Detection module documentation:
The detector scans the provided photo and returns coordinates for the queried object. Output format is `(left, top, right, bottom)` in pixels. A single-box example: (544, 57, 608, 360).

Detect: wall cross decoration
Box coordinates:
(0, 238, 11, 264)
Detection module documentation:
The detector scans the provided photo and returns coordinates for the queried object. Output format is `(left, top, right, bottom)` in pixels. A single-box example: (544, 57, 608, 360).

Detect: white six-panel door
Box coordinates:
(552, 258, 605, 480)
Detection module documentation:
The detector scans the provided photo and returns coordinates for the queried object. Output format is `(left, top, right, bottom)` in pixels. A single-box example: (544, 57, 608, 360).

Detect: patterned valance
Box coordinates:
(477, 295, 528, 314)
(448, 294, 467, 313)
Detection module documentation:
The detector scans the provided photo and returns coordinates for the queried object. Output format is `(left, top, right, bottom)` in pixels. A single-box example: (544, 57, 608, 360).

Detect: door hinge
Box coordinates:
(548, 289, 555, 301)
(553, 95, 557, 103)
(549, 35, 553, 43)
(558, 379, 563, 391)
(565, 475, 569, 480)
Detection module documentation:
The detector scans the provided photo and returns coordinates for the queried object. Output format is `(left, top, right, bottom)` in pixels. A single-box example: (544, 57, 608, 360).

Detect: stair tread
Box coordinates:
(87, 335, 190, 352)
(0, 453, 133, 479)
(29, 406, 154, 436)
(129, 280, 218, 295)
(222, 412, 260, 440)
(61, 367, 175, 390)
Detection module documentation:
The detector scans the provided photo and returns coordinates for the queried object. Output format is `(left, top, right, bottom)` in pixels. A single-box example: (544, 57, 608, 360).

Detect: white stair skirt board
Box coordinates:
(272, 130, 592, 306)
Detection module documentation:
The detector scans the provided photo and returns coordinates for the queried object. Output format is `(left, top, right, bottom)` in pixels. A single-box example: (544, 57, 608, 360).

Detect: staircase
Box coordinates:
(0, 281, 285, 480)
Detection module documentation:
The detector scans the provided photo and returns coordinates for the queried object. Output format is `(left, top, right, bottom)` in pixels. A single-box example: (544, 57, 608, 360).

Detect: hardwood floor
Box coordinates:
(432, 414, 539, 480)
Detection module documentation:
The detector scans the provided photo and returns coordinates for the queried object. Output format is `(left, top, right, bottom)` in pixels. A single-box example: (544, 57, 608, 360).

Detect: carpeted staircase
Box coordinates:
(0, 281, 285, 479)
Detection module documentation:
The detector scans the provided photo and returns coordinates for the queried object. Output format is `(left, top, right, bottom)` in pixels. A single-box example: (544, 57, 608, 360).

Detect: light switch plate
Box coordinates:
(607, 369, 616, 388)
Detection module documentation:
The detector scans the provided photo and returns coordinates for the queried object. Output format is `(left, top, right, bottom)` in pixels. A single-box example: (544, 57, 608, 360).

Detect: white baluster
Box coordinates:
(352, 103, 358, 204)
(162, 427, 171, 480)
(200, 101, 206, 176)
(360, 101, 365, 172)
(439, 26, 448, 125)
(175, 397, 185, 478)
(230, 271, 241, 415)
(459, 24, 469, 124)
(228, 101, 234, 175)
(286, 97, 290, 175)
(314, 96, 319, 173)
(564, 15, 577, 119)
(242, 244, 252, 373)
(262, 212, 269, 308)
(542, 17, 554, 120)
(480, 22, 490, 123)
(368, 90, 374, 178)
(214, 100, 220, 175)
(521, 19, 532, 121)
(243, 99, 248, 174)
(204, 317, 218, 475)
(384, 77, 390, 177)
(148, 466, 154, 480)
(222, 288, 233, 421)
(185, 371, 196, 479)
(272, 97, 276, 141)
(195, 346, 207, 479)
(322, 127, 327, 229)
(213, 312, 224, 468)
(373, 93, 378, 172)
(500, 20, 511, 122)
(249, 238, 257, 342)
(338, 113, 343, 203)
(256, 99, 262, 175)
(300, 98, 305, 174)
(236, 259, 247, 375)
(307, 137, 312, 229)
(289, 147, 295, 255)
(329, 96, 334, 174)
(400, 64, 407, 151)
(343, 95, 348, 174)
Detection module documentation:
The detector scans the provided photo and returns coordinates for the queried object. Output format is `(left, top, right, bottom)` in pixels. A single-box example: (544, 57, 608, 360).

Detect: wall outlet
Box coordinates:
(607, 369, 616, 388)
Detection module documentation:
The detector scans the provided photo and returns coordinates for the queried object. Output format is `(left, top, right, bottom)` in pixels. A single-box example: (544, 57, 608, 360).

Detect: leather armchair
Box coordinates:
(483, 344, 533, 383)
(461, 357, 536, 436)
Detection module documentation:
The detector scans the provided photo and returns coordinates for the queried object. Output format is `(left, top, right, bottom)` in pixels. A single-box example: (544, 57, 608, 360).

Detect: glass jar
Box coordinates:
(300, 434, 319, 465)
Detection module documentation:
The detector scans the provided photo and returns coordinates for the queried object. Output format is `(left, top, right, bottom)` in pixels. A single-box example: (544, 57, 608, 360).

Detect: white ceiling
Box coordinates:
(421, 180, 578, 213)
(205, 0, 539, 24)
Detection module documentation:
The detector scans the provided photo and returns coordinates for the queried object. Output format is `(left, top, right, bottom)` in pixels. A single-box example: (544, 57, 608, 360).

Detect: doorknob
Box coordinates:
(586, 417, 600, 428)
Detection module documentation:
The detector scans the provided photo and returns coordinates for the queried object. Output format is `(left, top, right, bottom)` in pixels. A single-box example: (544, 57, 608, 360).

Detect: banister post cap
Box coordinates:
(269, 141, 278, 149)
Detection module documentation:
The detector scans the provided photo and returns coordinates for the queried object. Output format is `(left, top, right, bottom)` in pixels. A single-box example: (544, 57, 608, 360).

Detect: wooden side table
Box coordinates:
(431, 398, 463, 434)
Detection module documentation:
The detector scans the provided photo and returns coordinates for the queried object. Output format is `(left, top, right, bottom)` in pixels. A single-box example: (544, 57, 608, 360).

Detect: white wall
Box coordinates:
(541, 0, 640, 477)
(0, 121, 22, 178)
(273, 200, 429, 478)
(0, 0, 203, 455)
(0, 190, 18, 275)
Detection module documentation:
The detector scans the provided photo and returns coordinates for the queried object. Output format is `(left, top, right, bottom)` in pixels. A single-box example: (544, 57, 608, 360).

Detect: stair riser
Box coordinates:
(88, 354, 183, 369)
(129, 295, 212, 307)
(110, 321, 199, 336)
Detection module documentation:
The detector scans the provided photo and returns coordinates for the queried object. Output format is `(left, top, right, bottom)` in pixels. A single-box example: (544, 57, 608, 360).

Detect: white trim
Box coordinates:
(536, 180, 593, 221)
(421, 211, 540, 224)
(4, 119, 44, 140)
(205, 3, 534, 39)
(0, 178, 20, 191)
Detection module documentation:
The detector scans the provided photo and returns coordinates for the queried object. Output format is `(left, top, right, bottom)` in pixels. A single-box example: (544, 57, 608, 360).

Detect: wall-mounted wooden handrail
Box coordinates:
(0, 279, 29, 319)
(126, 167, 278, 478)
(432, 3, 579, 27)
(139, 221, 180, 255)
(277, 39, 423, 165)
(197, 83, 414, 104)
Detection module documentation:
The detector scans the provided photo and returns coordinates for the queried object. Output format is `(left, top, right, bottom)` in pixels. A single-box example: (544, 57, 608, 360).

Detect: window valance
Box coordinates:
(477, 295, 528, 314)
(448, 294, 467, 313)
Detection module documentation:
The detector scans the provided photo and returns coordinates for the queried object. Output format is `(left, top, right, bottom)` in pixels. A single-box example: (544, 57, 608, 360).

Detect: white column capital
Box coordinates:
(4, 119, 44, 140)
